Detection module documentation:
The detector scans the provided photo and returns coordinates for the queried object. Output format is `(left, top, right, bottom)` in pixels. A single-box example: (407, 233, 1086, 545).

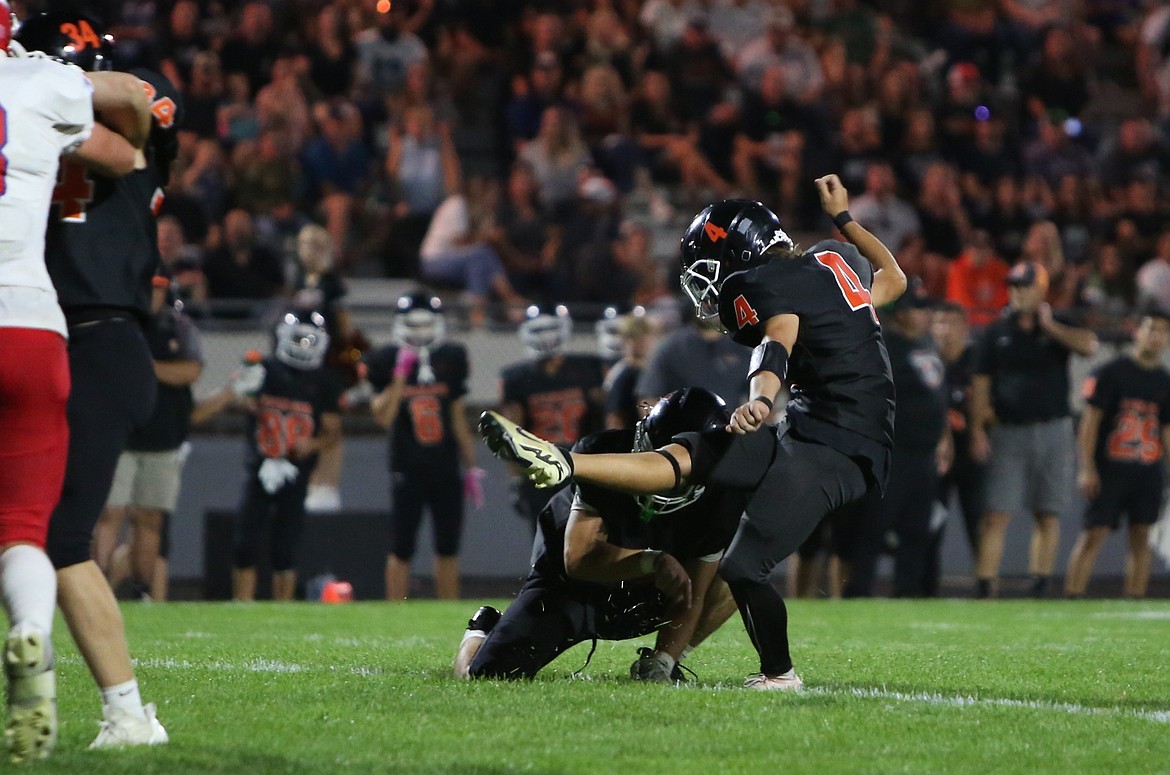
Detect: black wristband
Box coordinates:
(832, 210, 854, 230)
(753, 395, 774, 412)
(653, 449, 683, 491)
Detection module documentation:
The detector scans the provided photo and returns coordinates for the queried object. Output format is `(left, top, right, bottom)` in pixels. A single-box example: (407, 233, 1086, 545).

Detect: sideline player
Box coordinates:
(0, 3, 150, 761)
(16, 11, 174, 748)
(455, 389, 743, 681)
(500, 304, 604, 530)
(480, 175, 906, 689)
(231, 312, 344, 602)
(365, 290, 483, 600)
(1064, 312, 1170, 598)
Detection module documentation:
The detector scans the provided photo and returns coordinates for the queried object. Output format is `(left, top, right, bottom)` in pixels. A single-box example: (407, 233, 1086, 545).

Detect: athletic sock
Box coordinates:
(101, 679, 145, 719)
(652, 651, 677, 674)
(0, 544, 57, 634)
(1031, 575, 1049, 597)
(975, 578, 991, 599)
(727, 578, 792, 676)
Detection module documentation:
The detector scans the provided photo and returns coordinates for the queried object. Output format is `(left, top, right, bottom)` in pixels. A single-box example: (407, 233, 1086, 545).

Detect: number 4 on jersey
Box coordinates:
(814, 250, 877, 322)
(733, 294, 759, 329)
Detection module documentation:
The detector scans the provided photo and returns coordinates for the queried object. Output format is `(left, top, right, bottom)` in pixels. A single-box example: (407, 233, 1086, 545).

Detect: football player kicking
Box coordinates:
(455, 389, 743, 682)
(0, 5, 152, 761)
(480, 175, 906, 690)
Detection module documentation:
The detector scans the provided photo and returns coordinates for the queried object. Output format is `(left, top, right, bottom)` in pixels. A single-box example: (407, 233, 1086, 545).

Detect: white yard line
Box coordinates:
(804, 685, 1170, 724)
(56, 655, 1170, 723)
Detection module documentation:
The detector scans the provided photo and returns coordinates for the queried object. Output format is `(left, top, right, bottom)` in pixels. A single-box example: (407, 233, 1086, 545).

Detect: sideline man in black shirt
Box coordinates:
(969, 261, 1098, 598)
(1064, 313, 1170, 598)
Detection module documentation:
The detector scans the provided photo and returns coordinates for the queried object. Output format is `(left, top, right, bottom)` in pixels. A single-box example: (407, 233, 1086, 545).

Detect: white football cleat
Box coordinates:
(5, 623, 57, 764)
(743, 670, 804, 692)
(89, 702, 168, 749)
(477, 411, 573, 488)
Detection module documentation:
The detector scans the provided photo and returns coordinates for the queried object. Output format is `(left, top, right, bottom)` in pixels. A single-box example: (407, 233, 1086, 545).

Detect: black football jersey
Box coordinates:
(365, 342, 470, 472)
(45, 68, 183, 323)
(1084, 356, 1170, 469)
(531, 429, 746, 581)
(500, 354, 605, 446)
(245, 357, 343, 472)
(716, 239, 894, 482)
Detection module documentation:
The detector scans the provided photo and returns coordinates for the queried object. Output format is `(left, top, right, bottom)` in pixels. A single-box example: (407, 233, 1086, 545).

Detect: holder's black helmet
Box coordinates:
(680, 199, 792, 329)
(632, 387, 729, 516)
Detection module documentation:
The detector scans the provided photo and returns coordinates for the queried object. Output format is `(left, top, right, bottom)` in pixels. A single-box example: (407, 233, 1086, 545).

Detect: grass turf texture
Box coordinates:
(31, 599, 1170, 774)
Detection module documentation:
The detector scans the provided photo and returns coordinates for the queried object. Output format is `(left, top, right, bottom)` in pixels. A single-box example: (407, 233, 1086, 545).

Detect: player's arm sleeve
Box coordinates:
(44, 65, 96, 154)
(1081, 366, 1114, 411)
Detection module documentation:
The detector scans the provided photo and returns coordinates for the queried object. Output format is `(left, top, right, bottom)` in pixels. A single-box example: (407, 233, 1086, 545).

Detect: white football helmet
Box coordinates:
(392, 291, 445, 349)
(519, 303, 572, 359)
(274, 311, 330, 370)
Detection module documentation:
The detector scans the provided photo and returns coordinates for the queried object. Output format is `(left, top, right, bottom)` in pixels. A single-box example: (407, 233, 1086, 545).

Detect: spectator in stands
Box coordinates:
(255, 55, 312, 151)
(306, 5, 356, 99)
(202, 209, 287, 314)
(519, 105, 592, 217)
(490, 160, 558, 300)
(969, 261, 1098, 598)
(707, 0, 773, 62)
(302, 100, 373, 264)
(1137, 230, 1170, 314)
(1020, 25, 1093, 123)
(158, 0, 207, 93)
(1024, 117, 1093, 188)
(182, 51, 225, 142)
(419, 186, 527, 324)
(974, 176, 1032, 262)
(733, 65, 811, 201)
(1098, 118, 1170, 192)
(1080, 242, 1136, 325)
(661, 15, 734, 124)
(356, 1, 428, 98)
(851, 161, 921, 258)
(383, 106, 461, 276)
(946, 229, 1009, 327)
(736, 6, 824, 100)
(505, 52, 565, 149)
(915, 162, 969, 295)
(629, 69, 731, 201)
(1065, 312, 1170, 599)
(218, 72, 261, 146)
(639, 0, 704, 50)
(219, 1, 280, 96)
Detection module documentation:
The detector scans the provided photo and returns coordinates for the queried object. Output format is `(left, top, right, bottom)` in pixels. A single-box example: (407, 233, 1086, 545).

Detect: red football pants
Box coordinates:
(0, 328, 70, 547)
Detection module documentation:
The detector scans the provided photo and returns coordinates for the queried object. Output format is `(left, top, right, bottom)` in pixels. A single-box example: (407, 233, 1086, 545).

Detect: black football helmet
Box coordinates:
(679, 199, 792, 329)
(632, 387, 729, 516)
(392, 290, 445, 349)
(14, 11, 116, 71)
(519, 303, 572, 359)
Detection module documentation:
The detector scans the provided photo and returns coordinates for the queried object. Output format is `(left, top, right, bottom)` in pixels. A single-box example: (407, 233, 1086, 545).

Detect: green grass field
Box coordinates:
(30, 598, 1170, 774)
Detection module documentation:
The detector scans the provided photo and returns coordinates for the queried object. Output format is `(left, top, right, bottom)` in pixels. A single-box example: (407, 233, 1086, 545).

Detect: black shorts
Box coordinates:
(675, 422, 870, 585)
(469, 576, 668, 680)
(1084, 465, 1164, 530)
(234, 468, 311, 571)
(47, 319, 157, 569)
(389, 468, 464, 560)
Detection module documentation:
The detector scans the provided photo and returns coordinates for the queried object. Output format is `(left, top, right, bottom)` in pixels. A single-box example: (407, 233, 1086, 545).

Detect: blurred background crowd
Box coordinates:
(14, 0, 1170, 327)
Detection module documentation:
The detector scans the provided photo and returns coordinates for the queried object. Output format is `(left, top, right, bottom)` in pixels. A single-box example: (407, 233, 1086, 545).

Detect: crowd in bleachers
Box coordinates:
(30, 0, 1170, 329)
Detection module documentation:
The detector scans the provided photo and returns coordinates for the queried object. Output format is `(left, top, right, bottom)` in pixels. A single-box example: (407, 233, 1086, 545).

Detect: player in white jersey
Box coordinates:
(0, 1, 148, 763)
